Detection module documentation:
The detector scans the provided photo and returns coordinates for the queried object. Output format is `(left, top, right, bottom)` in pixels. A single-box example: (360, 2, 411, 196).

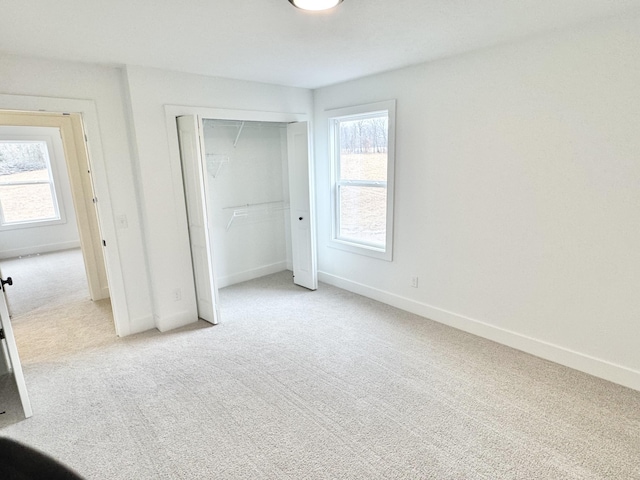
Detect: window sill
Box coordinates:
(0, 217, 65, 231)
(328, 238, 392, 261)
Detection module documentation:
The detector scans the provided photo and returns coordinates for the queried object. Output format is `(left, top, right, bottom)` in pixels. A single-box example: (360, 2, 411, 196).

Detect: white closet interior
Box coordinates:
(201, 119, 293, 288)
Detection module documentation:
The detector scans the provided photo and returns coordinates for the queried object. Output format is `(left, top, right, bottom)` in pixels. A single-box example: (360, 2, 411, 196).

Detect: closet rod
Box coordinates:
(224, 200, 290, 231)
(223, 200, 288, 210)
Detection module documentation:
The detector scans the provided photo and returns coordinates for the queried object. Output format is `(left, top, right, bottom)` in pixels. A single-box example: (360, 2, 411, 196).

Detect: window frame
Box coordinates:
(327, 100, 396, 261)
(0, 135, 66, 230)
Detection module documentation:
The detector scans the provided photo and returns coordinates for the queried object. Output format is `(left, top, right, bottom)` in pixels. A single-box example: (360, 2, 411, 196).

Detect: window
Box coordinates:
(0, 139, 62, 228)
(329, 100, 395, 260)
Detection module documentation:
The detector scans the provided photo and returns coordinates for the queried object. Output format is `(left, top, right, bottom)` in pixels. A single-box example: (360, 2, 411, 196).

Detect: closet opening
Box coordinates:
(203, 119, 293, 288)
(175, 112, 317, 325)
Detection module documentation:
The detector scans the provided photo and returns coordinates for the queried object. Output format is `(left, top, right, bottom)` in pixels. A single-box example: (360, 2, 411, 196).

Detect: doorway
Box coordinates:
(0, 123, 93, 318)
(0, 111, 109, 301)
(201, 119, 293, 288)
(200, 118, 317, 290)
(0, 110, 114, 418)
(171, 108, 317, 324)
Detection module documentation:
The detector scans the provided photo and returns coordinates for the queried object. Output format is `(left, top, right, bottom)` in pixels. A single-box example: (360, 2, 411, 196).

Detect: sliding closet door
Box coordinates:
(287, 122, 317, 290)
(177, 115, 219, 325)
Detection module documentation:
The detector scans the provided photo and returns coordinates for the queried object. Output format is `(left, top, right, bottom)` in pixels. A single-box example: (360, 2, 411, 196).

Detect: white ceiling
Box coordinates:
(2, 0, 639, 89)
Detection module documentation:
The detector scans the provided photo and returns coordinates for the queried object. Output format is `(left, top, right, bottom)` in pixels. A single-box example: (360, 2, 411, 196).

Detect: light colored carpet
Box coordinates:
(0, 248, 89, 317)
(1, 270, 640, 479)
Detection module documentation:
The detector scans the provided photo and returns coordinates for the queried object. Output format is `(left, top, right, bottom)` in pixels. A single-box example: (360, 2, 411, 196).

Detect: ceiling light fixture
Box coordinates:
(288, 0, 343, 11)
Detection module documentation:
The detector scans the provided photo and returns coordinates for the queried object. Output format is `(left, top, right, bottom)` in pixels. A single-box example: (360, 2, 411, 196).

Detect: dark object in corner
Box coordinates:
(0, 437, 84, 480)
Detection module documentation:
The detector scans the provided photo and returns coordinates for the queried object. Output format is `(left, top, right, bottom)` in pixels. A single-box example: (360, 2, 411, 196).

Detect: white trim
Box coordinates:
(0, 217, 66, 231)
(216, 262, 289, 288)
(0, 94, 128, 337)
(326, 100, 396, 261)
(165, 105, 309, 124)
(0, 240, 81, 260)
(163, 105, 312, 330)
(155, 310, 197, 333)
(318, 271, 640, 392)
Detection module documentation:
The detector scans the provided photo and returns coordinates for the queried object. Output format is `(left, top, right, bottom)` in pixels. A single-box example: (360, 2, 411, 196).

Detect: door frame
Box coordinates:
(164, 105, 315, 318)
(0, 112, 109, 301)
(0, 94, 128, 336)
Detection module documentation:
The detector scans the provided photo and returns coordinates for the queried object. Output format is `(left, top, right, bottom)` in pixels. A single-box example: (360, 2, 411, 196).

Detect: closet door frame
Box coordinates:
(164, 105, 315, 321)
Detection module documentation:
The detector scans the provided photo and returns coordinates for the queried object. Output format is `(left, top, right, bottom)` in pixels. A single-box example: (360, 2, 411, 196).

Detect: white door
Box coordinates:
(0, 271, 33, 418)
(177, 115, 219, 325)
(287, 122, 318, 290)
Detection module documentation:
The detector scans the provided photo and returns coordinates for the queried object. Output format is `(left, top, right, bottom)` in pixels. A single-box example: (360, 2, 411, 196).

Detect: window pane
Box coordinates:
(338, 115, 388, 181)
(0, 141, 59, 225)
(0, 184, 57, 223)
(329, 101, 395, 260)
(339, 152, 387, 182)
(0, 142, 48, 175)
(339, 185, 387, 246)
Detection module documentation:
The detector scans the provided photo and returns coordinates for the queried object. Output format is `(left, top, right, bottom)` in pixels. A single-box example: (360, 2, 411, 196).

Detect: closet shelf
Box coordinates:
(205, 154, 229, 178)
(224, 200, 290, 231)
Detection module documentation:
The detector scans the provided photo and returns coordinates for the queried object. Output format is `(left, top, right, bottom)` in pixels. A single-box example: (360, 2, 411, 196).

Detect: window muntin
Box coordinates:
(329, 100, 395, 260)
(0, 140, 61, 227)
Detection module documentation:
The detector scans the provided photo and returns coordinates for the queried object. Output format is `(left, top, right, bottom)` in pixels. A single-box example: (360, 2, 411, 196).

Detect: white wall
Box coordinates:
(123, 66, 313, 331)
(5, 16, 638, 391)
(202, 121, 291, 287)
(0, 125, 80, 259)
(0, 54, 153, 335)
(314, 15, 640, 389)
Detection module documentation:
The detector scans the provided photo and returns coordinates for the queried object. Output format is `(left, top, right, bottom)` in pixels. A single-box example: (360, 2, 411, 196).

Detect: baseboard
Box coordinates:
(217, 262, 288, 288)
(91, 286, 110, 302)
(116, 315, 156, 337)
(154, 310, 197, 333)
(318, 271, 640, 392)
(0, 241, 81, 260)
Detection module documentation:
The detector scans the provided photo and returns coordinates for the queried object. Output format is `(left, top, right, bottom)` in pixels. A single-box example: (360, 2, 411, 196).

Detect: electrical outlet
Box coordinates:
(172, 288, 182, 302)
(411, 276, 419, 288)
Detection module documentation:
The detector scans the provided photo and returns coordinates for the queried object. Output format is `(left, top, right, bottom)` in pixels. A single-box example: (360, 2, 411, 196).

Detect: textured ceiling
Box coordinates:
(1, 0, 640, 88)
